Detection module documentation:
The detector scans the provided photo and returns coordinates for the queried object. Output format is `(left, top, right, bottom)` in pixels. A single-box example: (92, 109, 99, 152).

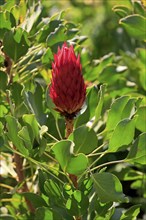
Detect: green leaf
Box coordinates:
(0, 71, 7, 90)
(52, 140, 72, 171)
(0, 105, 8, 117)
(52, 140, 88, 175)
(10, 5, 20, 22)
(113, 8, 128, 18)
(21, 3, 42, 33)
(0, 11, 15, 30)
(10, 82, 28, 117)
(47, 24, 67, 46)
(44, 179, 63, 199)
(73, 190, 89, 215)
(137, 48, 146, 90)
(137, 48, 146, 64)
(66, 197, 79, 216)
(109, 118, 135, 152)
(120, 204, 141, 220)
(10, 82, 23, 105)
(73, 190, 82, 203)
(38, 170, 49, 195)
(94, 84, 106, 123)
(35, 207, 62, 220)
(134, 1, 146, 16)
(64, 183, 73, 196)
(66, 25, 79, 39)
(21, 192, 47, 208)
(22, 114, 39, 142)
(37, 19, 62, 43)
(135, 106, 146, 132)
(67, 154, 88, 176)
(39, 137, 47, 156)
(127, 133, 146, 165)
(99, 65, 119, 85)
(75, 86, 99, 128)
(80, 178, 93, 196)
(120, 15, 146, 41)
(69, 125, 97, 154)
(18, 126, 33, 150)
(41, 47, 53, 64)
(5, 115, 28, 156)
(3, 28, 30, 62)
(85, 53, 115, 81)
(0, 121, 4, 134)
(113, 5, 130, 18)
(93, 199, 113, 219)
(121, 98, 137, 119)
(26, 84, 46, 124)
(66, 190, 89, 216)
(2, 0, 16, 11)
(92, 172, 126, 203)
(106, 96, 130, 131)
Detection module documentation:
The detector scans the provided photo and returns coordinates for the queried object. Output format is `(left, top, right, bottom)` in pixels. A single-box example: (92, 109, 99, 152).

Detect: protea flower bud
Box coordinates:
(49, 42, 86, 119)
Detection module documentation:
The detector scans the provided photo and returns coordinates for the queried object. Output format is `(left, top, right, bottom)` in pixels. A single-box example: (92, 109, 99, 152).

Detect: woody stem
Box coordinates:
(65, 117, 82, 220)
(14, 151, 35, 213)
(3, 50, 34, 213)
(65, 117, 74, 139)
(65, 117, 78, 188)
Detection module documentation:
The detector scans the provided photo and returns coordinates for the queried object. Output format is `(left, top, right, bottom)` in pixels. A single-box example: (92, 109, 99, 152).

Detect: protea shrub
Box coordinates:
(49, 42, 86, 120)
(49, 42, 86, 192)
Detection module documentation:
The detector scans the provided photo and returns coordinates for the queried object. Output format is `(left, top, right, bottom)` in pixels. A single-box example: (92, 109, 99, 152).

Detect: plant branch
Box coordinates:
(87, 142, 108, 157)
(6, 143, 65, 185)
(56, 119, 63, 139)
(65, 117, 78, 187)
(65, 117, 74, 139)
(78, 151, 108, 182)
(89, 159, 125, 172)
(65, 117, 82, 220)
(2, 48, 34, 213)
(14, 151, 35, 213)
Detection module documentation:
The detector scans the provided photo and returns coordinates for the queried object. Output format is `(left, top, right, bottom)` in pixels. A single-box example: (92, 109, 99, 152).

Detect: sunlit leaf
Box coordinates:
(109, 118, 135, 152)
(106, 96, 130, 131)
(120, 15, 146, 41)
(22, 114, 39, 142)
(120, 204, 141, 220)
(135, 106, 146, 132)
(69, 125, 97, 154)
(127, 133, 146, 165)
(6, 115, 28, 156)
(47, 24, 67, 46)
(52, 140, 88, 175)
(18, 126, 33, 150)
(67, 154, 88, 175)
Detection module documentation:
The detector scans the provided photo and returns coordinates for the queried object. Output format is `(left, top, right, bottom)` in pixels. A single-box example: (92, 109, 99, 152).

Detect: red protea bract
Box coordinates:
(49, 42, 86, 119)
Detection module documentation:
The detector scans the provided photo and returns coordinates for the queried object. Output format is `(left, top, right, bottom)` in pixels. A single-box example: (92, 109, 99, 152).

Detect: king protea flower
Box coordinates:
(49, 42, 86, 119)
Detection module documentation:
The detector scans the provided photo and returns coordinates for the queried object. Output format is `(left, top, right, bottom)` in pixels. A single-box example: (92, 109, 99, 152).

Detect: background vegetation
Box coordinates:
(0, 0, 146, 219)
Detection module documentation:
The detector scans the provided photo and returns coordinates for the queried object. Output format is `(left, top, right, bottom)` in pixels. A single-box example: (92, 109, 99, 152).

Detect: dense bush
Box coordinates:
(0, 0, 146, 219)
